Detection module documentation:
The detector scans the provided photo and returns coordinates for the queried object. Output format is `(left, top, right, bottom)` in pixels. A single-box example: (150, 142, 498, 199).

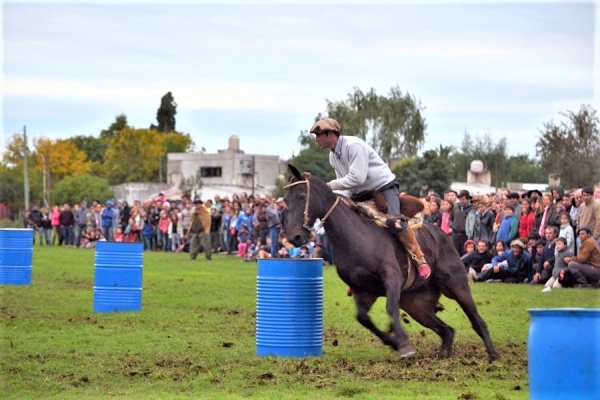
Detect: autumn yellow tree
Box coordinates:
(103, 128, 166, 184)
(34, 138, 92, 182)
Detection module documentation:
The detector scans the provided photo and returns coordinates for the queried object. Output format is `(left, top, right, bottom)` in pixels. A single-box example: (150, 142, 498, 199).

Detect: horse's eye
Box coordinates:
(299, 194, 306, 201)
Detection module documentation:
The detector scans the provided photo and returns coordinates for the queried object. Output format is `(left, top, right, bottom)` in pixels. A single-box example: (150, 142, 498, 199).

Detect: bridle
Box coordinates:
(283, 174, 340, 233)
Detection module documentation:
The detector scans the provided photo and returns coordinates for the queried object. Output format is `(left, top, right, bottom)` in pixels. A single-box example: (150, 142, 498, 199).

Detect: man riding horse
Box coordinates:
(311, 117, 432, 282)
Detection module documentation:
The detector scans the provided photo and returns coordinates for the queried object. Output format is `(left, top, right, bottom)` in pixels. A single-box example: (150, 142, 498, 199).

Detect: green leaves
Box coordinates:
(536, 105, 600, 188)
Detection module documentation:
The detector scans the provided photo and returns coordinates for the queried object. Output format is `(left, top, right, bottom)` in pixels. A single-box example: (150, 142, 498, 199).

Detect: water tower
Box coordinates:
(467, 160, 491, 185)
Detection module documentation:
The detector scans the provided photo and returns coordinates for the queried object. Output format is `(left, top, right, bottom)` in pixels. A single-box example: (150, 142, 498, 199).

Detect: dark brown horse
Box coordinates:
(284, 164, 500, 361)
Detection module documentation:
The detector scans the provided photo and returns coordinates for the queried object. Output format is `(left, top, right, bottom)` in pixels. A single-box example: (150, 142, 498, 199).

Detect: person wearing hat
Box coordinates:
(185, 199, 212, 261)
(310, 117, 431, 279)
(475, 239, 532, 283)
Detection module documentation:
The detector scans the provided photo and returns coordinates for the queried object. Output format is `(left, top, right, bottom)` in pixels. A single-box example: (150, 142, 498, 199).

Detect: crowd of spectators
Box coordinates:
(22, 184, 600, 288)
(22, 191, 335, 265)
(422, 185, 600, 289)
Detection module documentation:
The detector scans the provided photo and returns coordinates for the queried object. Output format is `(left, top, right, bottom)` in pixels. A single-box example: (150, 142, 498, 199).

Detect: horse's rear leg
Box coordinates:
(400, 292, 455, 358)
(440, 278, 501, 362)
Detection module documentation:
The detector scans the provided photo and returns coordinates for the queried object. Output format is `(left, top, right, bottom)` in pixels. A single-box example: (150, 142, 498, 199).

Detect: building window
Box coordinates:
(200, 167, 222, 178)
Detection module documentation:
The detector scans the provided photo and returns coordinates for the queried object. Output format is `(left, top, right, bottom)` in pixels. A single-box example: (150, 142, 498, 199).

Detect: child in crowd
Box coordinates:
(542, 237, 573, 292)
(237, 224, 252, 258)
(439, 199, 453, 237)
(557, 212, 575, 255)
(114, 227, 125, 242)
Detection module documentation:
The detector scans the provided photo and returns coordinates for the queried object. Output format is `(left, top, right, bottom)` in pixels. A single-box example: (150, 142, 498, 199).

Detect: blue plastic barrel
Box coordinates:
(93, 242, 144, 313)
(0, 229, 34, 285)
(256, 258, 323, 357)
(528, 308, 600, 399)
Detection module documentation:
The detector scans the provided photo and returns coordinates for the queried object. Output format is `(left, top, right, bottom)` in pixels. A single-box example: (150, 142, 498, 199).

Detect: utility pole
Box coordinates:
(251, 155, 255, 197)
(23, 126, 30, 210)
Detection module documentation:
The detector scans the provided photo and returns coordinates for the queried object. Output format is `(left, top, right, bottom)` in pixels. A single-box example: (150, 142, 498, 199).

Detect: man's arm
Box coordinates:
(328, 143, 369, 191)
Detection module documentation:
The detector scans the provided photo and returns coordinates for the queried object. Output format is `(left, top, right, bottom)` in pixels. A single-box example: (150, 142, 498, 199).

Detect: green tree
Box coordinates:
(325, 86, 426, 162)
(70, 135, 109, 164)
(536, 105, 600, 188)
(392, 149, 452, 197)
(100, 114, 129, 140)
(53, 174, 113, 205)
(103, 128, 166, 184)
(506, 154, 547, 184)
(151, 92, 177, 133)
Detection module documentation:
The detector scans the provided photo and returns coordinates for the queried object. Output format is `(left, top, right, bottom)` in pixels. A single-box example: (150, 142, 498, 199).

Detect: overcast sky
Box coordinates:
(2, 0, 599, 161)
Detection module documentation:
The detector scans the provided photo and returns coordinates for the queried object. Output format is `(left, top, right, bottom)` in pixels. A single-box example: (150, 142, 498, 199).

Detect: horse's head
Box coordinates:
(283, 164, 336, 247)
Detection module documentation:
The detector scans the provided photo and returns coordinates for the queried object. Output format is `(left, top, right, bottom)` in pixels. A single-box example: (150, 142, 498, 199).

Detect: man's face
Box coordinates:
(511, 245, 522, 255)
(545, 228, 556, 241)
(477, 242, 488, 253)
(314, 131, 335, 150)
(595, 187, 600, 200)
(574, 191, 583, 206)
(562, 196, 571, 208)
(446, 192, 457, 203)
(458, 196, 469, 206)
(579, 230, 590, 241)
(582, 192, 593, 205)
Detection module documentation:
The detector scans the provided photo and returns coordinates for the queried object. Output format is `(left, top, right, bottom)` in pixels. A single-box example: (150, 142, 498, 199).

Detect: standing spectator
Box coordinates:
(59, 203, 75, 246)
(30, 206, 44, 246)
(180, 200, 193, 235)
(40, 207, 52, 245)
(186, 199, 212, 261)
(496, 205, 519, 247)
(51, 205, 61, 245)
(439, 199, 453, 238)
(557, 212, 575, 255)
(505, 192, 523, 220)
(141, 211, 155, 251)
(518, 198, 535, 240)
(157, 210, 171, 251)
(450, 190, 473, 256)
(537, 194, 558, 237)
(576, 186, 600, 246)
(570, 189, 583, 224)
(101, 201, 116, 241)
(564, 228, 600, 287)
(424, 197, 441, 226)
(265, 199, 282, 258)
(75, 200, 88, 248)
(221, 205, 233, 254)
(472, 200, 495, 246)
(236, 206, 254, 238)
(209, 207, 222, 253)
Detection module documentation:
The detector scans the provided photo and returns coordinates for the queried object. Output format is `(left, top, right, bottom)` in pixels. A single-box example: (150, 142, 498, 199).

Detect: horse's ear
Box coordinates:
(287, 164, 303, 183)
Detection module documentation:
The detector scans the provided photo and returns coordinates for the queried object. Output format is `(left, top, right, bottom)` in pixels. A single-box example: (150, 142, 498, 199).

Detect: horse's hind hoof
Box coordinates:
(399, 344, 416, 358)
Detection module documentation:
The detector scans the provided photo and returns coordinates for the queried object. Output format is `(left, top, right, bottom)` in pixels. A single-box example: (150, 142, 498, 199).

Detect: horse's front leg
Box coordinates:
(384, 279, 415, 358)
(353, 292, 398, 350)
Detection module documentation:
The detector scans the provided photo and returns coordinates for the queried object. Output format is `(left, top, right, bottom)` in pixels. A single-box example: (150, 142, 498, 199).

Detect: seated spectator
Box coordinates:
(493, 240, 506, 256)
(531, 226, 557, 285)
(114, 227, 125, 242)
(299, 245, 311, 259)
(476, 239, 532, 283)
(525, 232, 541, 255)
(460, 239, 476, 262)
(463, 240, 494, 282)
(564, 228, 600, 288)
(542, 237, 573, 292)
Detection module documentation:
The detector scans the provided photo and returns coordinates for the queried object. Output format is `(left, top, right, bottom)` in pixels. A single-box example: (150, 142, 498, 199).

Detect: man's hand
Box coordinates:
(493, 265, 500, 273)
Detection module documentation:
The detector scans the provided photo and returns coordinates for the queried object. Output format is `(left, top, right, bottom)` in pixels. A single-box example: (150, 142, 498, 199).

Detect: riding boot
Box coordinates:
(386, 219, 432, 279)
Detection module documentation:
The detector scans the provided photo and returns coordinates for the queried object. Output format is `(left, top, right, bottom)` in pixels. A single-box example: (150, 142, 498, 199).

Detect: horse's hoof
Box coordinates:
(399, 344, 416, 358)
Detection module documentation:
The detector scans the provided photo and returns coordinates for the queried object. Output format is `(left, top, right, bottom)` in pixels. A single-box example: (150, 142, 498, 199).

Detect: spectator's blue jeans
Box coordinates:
(103, 226, 114, 242)
(269, 226, 280, 258)
(61, 226, 74, 246)
(36, 228, 50, 245)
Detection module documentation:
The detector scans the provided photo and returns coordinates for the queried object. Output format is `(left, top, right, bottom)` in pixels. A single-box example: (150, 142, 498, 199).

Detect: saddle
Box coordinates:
(345, 190, 427, 290)
(348, 190, 425, 230)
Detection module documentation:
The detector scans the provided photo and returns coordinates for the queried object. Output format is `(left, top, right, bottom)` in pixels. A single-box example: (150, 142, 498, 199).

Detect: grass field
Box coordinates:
(2, 246, 599, 399)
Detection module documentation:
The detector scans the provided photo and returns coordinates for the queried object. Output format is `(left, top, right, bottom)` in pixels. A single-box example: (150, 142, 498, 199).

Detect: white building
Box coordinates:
(167, 135, 287, 198)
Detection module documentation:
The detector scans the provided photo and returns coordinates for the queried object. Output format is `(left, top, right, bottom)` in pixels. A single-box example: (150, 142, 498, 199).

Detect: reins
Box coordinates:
(283, 176, 340, 233)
